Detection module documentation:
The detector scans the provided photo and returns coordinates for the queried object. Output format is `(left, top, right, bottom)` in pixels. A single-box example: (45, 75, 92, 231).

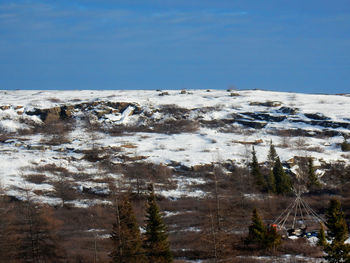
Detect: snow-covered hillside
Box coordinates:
(0, 89, 349, 205)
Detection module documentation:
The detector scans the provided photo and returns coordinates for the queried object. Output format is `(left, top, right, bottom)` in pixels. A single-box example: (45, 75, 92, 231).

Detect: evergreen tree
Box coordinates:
(267, 140, 277, 169)
(110, 195, 145, 263)
(250, 147, 265, 190)
(323, 199, 350, 263)
(245, 209, 281, 250)
(273, 157, 292, 194)
(143, 184, 172, 263)
(265, 225, 281, 250)
(245, 208, 266, 247)
(267, 170, 276, 194)
(317, 222, 327, 247)
(307, 158, 320, 188)
(325, 199, 348, 243)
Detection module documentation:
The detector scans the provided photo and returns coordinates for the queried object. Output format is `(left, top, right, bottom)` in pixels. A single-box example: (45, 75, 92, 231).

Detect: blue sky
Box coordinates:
(0, 0, 349, 93)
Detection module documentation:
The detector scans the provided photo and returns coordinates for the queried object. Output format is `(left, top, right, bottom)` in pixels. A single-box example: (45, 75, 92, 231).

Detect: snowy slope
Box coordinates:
(0, 89, 349, 204)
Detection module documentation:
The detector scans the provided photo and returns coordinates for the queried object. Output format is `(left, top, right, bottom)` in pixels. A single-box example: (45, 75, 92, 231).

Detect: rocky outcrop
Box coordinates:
(304, 113, 330, 120)
(249, 101, 282, 107)
(278, 107, 298, 115)
(241, 112, 286, 122)
(26, 107, 62, 122)
(236, 120, 267, 129)
(25, 101, 142, 122)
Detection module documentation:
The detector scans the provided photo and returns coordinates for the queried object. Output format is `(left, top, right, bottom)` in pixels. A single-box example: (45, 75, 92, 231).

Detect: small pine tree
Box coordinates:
(267, 140, 277, 169)
(273, 157, 292, 194)
(245, 208, 266, 247)
(265, 225, 281, 250)
(307, 158, 320, 188)
(266, 170, 276, 193)
(325, 199, 348, 243)
(110, 195, 145, 263)
(250, 147, 265, 190)
(245, 209, 281, 250)
(317, 222, 327, 247)
(323, 199, 350, 263)
(143, 184, 172, 263)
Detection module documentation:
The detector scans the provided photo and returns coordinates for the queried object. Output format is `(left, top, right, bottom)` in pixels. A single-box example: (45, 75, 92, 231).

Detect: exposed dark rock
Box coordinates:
(241, 112, 286, 122)
(310, 120, 350, 129)
(278, 107, 298, 115)
(80, 186, 110, 197)
(26, 107, 61, 122)
(289, 118, 350, 129)
(304, 113, 330, 120)
(236, 120, 267, 129)
(249, 101, 282, 107)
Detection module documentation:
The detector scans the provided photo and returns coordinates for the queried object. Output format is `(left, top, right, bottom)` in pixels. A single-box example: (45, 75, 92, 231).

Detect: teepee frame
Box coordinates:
(273, 189, 324, 232)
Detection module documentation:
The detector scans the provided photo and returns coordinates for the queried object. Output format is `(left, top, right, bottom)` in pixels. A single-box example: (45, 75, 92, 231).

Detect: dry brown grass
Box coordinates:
(120, 143, 137, 149)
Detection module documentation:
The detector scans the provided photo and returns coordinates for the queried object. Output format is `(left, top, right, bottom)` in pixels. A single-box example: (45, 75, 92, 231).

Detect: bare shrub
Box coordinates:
(157, 104, 191, 118)
(48, 97, 62, 103)
(341, 139, 350, 152)
(0, 133, 12, 142)
(41, 134, 71, 146)
(153, 119, 199, 134)
(306, 146, 325, 153)
(52, 175, 78, 207)
(279, 136, 290, 148)
(107, 119, 199, 135)
(295, 136, 307, 150)
(278, 238, 322, 257)
(25, 174, 47, 184)
(33, 164, 70, 175)
(82, 148, 110, 162)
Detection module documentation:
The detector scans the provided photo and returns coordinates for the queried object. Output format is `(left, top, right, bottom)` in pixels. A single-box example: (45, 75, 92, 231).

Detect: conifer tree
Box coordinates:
(245, 208, 266, 247)
(245, 209, 281, 250)
(250, 147, 265, 190)
(307, 158, 320, 188)
(323, 199, 350, 263)
(267, 170, 276, 194)
(143, 184, 172, 263)
(267, 140, 277, 169)
(265, 225, 281, 250)
(110, 195, 145, 263)
(273, 157, 292, 194)
(317, 222, 327, 247)
(325, 199, 348, 243)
